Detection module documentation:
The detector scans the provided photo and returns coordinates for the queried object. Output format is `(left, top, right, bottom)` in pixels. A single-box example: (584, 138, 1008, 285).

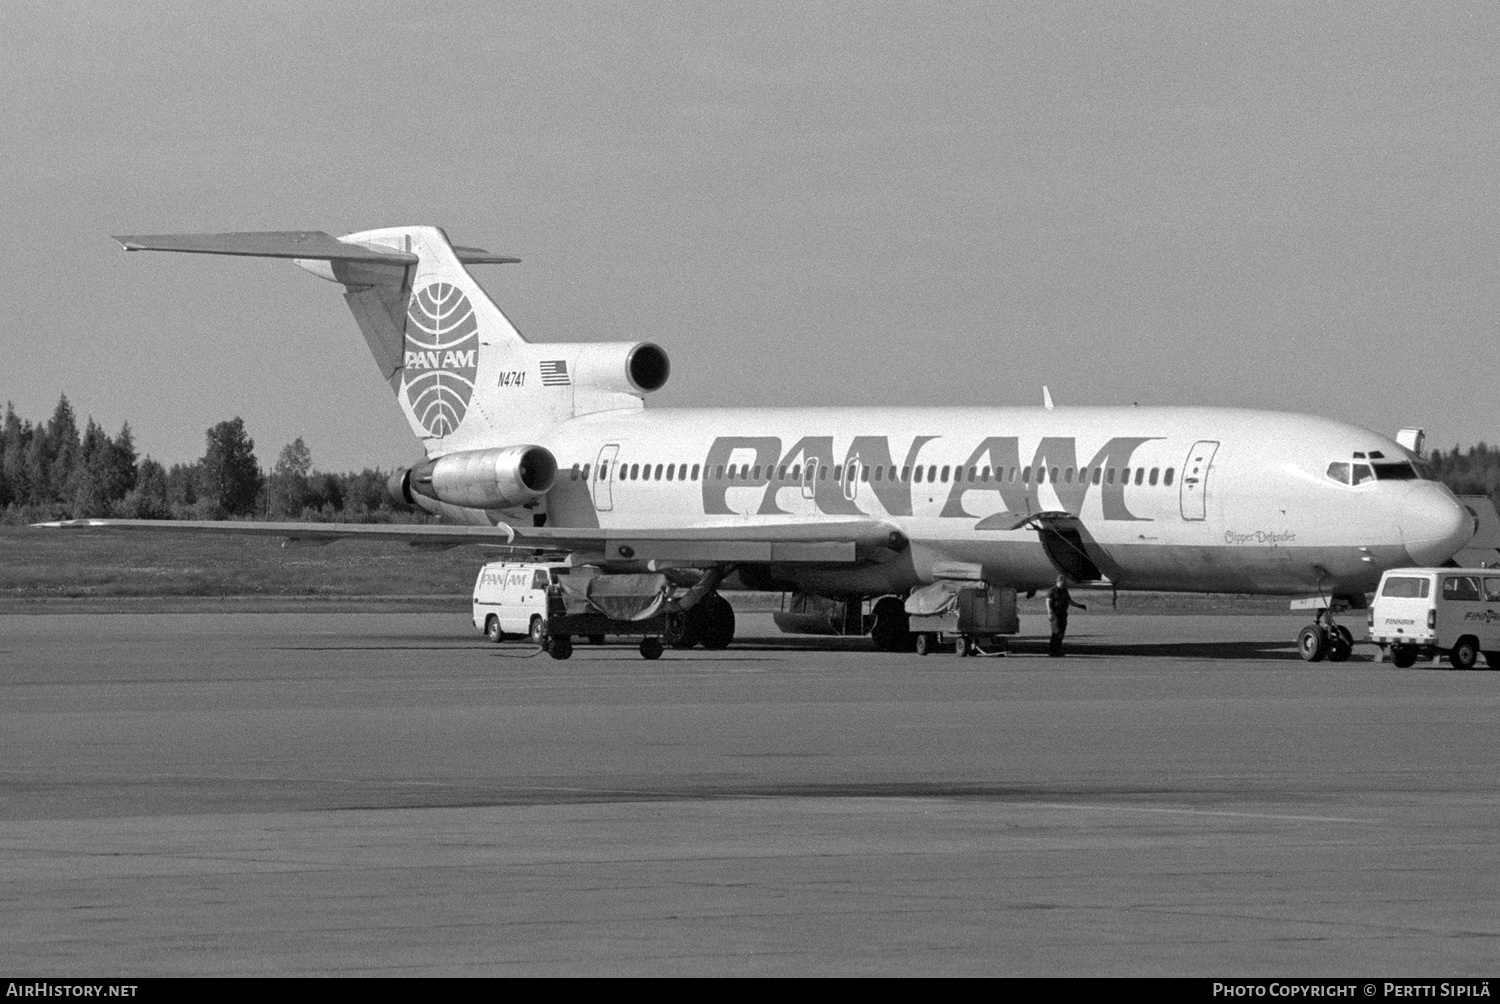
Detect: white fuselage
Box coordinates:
(106, 226, 1477, 604)
(440, 404, 1472, 598)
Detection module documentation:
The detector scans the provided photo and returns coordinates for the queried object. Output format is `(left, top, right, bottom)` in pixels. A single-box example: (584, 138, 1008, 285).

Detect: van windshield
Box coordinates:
(1381, 576, 1430, 598)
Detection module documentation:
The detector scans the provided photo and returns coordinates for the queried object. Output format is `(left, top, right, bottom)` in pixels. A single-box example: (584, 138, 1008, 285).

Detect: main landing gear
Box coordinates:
(665, 593, 736, 651)
(1297, 609, 1354, 663)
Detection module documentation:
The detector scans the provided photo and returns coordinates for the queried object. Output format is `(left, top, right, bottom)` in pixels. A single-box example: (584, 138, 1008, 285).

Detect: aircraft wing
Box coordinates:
(35, 519, 904, 563)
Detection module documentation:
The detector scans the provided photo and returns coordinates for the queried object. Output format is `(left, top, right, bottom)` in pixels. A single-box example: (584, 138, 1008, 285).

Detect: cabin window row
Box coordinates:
(573, 459, 1170, 486)
(572, 459, 1179, 488)
(571, 462, 701, 482)
(702, 462, 1177, 488)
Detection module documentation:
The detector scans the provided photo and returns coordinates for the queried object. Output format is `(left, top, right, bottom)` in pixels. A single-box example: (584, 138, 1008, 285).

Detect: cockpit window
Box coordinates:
(1326, 462, 1350, 485)
(1372, 462, 1420, 481)
(1352, 464, 1374, 485)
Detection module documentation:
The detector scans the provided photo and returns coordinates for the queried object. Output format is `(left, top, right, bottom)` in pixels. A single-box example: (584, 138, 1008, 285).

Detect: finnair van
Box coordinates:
(472, 561, 568, 644)
(1367, 568, 1500, 669)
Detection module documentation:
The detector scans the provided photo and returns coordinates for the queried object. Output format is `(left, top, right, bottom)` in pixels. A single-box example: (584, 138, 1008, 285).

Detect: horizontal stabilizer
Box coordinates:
(113, 232, 521, 267)
(452, 245, 522, 265)
(114, 231, 418, 263)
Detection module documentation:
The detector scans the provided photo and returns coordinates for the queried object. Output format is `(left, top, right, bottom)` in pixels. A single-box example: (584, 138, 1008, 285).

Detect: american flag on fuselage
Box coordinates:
(540, 360, 571, 386)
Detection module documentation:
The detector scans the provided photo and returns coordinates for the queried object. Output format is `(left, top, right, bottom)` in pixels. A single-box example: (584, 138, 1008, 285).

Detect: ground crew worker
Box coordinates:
(1046, 574, 1086, 656)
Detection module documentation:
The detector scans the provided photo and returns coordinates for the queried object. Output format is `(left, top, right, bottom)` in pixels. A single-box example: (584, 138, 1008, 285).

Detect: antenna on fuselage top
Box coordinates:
(1043, 386, 1054, 411)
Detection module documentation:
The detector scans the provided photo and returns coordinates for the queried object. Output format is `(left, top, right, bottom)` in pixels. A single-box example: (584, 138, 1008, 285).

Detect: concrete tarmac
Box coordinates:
(2, 610, 1498, 976)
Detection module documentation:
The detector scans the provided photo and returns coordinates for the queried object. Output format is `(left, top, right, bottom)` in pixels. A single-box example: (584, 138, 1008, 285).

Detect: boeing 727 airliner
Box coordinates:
(48, 226, 1476, 658)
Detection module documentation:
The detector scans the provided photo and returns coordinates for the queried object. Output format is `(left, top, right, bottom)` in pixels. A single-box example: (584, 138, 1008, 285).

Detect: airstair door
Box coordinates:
(594, 444, 619, 512)
(1180, 440, 1219, 521)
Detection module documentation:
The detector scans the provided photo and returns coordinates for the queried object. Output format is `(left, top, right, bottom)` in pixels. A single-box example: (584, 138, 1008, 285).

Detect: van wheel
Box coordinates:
(1326, 626, 1353, 662)
(484, 615, 505, 644)
(549, 636, 573, 660)
(528, 616, 545, 647)
(1297, 624, 1327, 662)
(639, 637, 664, 660)
(1390, 645, 1419, 669)
(1449, 637, 1479, 671)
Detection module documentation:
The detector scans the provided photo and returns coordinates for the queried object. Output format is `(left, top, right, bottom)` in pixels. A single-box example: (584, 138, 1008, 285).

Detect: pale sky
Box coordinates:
(2, 1, 1497, 470)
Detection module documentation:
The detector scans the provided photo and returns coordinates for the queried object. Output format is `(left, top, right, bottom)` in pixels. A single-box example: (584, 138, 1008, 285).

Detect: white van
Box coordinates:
(472, 561, 569, 644)
(1367, 568, 1500, 669)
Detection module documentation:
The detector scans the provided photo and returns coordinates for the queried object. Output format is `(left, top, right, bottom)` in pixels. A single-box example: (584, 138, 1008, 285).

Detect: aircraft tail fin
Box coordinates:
(115, 227, 668, 456)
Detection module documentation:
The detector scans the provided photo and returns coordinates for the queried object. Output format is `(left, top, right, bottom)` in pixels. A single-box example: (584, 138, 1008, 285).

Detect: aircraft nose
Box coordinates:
(1400, 485, 1475, 566)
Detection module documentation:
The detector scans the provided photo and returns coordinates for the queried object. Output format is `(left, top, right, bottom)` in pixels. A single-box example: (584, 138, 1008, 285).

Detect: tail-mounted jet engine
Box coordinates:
(388, 445, 557, 510)
(574, 342, 670, 395)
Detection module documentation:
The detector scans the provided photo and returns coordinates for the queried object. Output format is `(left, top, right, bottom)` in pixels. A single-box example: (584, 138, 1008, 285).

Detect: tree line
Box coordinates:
(1, 395, 422, 524)
(1427, 443, 1500, 501)
(5, 395, 1500, 525)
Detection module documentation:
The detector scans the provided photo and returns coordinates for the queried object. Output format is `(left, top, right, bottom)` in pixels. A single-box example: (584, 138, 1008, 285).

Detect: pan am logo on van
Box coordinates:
(403, 282, 479, 437)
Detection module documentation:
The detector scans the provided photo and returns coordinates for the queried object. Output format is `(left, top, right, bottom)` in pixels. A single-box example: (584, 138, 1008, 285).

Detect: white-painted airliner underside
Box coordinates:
(46, 225, 1476, 653)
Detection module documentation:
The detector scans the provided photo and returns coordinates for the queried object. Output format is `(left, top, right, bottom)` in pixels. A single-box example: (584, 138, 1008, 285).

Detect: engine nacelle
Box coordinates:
(396, 445, 557, 510)
(572, 342, 670, 397)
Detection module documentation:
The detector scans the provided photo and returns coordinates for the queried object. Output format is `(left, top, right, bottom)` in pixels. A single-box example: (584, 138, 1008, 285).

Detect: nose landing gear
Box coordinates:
(1297, 609, 1354, 663)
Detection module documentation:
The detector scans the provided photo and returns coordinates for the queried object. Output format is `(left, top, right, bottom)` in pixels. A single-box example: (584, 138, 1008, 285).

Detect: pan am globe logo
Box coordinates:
(403, 282, 479, 437)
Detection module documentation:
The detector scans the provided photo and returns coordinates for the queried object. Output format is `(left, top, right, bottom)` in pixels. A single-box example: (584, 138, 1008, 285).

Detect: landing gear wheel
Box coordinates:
(1326, 625, 1354, 663)
(1390, 645, 1419, 669)
(548, 636, 573, 661)
(528, 616, 546, 647)
(1449, 637, 1479, 671)
(1297, 624, 1327, 663)
(870, 596, 911, 652)
(639, 637, 664, 660)
(915, 632, 936, 656)
(485, 615, 505, 644)
(698, 594, 735, 650)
